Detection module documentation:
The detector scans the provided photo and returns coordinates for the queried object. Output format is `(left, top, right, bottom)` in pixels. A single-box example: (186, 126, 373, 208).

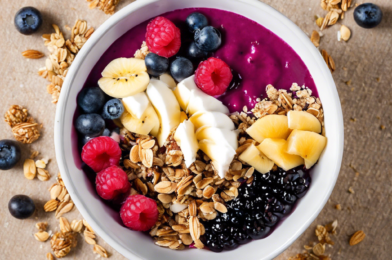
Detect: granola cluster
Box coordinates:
(134, 41, 150, 60)
(34, 173, 109, 258)
(318, 0, 353, 30)
(288, 220, 338, 260)
(86, 0, 122, 15)
(241, 84, 324, 133)
(38, 21, 94, 103)
(4, 105, 41, 144)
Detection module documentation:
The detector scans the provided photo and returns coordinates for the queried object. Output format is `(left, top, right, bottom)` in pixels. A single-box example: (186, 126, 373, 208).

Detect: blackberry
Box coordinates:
(201, 167, 311, 252)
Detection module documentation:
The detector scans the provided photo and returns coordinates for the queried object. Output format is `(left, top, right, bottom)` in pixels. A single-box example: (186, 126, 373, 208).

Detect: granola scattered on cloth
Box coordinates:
(4, 105, 41, 144)
(38, 21, 94, 104)
(86, 0, 122, 15)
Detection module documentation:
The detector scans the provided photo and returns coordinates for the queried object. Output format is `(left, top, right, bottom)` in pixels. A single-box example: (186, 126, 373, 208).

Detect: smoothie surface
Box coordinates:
(82, 8, 317, 113)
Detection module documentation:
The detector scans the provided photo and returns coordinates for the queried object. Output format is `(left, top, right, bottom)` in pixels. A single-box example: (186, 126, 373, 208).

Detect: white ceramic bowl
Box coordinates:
(55, 0, 344, 259)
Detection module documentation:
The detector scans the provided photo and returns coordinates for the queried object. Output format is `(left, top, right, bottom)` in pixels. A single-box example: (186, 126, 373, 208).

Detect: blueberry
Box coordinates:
(170, 57, 194, 82)
(14, 7, 42, 35)
(80, 135, 92, 147)
(195, 26, 222, 52)
(77, 87, 106, 114)
(101, 99, 124, 120)
(354, 3, 383, 29)
(8, 195, 35, 219)
(75, 114, 105, 137)
(145, 53, 169, 77)
(0, 140, 21, 170)
(102, 129, 111, 136)
(187, 42, 209, 59)
(186, 12, 209, 32)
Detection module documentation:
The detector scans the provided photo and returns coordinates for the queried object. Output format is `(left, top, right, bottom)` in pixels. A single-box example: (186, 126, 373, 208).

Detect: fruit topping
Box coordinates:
(77, 87, 106, 114)
(170, 57, 194, 82)
(180, 111, 188, 123)
(0, 140, 21, 170)
(146, 16, 181, 58)
(146, 79, 181, 146)
(81, 136, 121, 172)
(75, 114, 105, 137)
(8, 194, 35, 219)
(96, 165, 130, 200)
(199, 139, 236, 179)
(120, 195, 159, 231)
(195, 57, 233, 96)
(257, 139, 304, 171)
(101, 99, 124, 120)
(194, 26, 222, 52)
(159, 73, 176, 90)
(189, 111, 235, 132)
(354, 3, 383, 29)
(186, 12, 209, 32)
(195, 126, 238, 150)
(14, 7, 42, 35)
(145, 53, 169, 77)
(187, 42, 209, 59)
(246, 115, 290, 143)
(98, 58, 150, 98)
(201, 167, 310, 252)
(287, 111, 321, 133)
(286, 130, 327, 169)
(238, 144, 274, 174)
(174, 120, 199, 168)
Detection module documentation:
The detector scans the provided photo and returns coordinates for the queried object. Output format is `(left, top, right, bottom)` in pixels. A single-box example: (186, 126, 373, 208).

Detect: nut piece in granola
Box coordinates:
(22, 50, 44, 59)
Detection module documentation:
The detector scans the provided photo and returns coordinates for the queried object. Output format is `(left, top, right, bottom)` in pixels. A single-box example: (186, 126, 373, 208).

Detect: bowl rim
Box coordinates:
(55, 0, 344, 259)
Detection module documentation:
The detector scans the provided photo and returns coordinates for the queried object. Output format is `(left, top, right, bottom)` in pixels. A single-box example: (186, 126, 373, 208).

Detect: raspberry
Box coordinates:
(145, 16, 181, 58)
(95, 165, 130, 200)
(195, 57, 233, 96)
(120, 195, 158, 231)
(82, 136, 121, 172)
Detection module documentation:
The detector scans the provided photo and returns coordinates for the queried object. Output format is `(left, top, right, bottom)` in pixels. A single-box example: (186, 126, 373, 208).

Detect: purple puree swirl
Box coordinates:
(82, 8, 317, 113)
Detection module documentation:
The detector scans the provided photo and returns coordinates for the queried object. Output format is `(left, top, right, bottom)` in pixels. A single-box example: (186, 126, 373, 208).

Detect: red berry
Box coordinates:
(96, 165, 130, 200)
(195, 57, 233, 96)
(82, 136, 121, 172)
(120, 195, 158, 231)
(145, 16, 181, 58)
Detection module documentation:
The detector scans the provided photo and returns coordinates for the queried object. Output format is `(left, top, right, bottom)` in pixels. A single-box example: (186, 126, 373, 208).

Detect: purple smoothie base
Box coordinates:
(71, 7, 319, 250)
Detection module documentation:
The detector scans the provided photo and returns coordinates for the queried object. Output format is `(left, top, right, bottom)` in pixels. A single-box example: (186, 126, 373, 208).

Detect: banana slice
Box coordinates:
(286, 130, 327, 169)
(246, 115, 291, 143)
(98, 58, 150, 98)
(120, 105, 159, 136)
(257, 138, 304, 171)
(239, 144, 274, 174)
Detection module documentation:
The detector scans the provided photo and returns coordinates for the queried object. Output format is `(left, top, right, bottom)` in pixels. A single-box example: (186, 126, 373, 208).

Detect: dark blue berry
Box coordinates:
(77, 87, 106, 114)
(170, 57, 193, 82)
(186, 12, 208, 32)
(194, 26, 222, 52)
(0, 140, 21, 170)
(186, 42, 209, 59)
(202, 167, 311, 252)
(14, 7, 42, 35)
(354, 3, 383, 29)
(80, 135, 92, 147)
(145, 53, 169, 77)
(101, 99, 124, 120)
(8, 195, 35, 219)
(102, 129, 111, 136)
(75, 114, 105, 137)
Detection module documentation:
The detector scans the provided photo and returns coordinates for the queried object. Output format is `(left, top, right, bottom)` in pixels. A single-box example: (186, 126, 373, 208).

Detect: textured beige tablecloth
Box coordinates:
(0, 0, 391, 259)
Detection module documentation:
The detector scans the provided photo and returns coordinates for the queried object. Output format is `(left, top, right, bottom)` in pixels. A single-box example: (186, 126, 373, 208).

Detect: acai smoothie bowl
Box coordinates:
(54, 0, 344, 259)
